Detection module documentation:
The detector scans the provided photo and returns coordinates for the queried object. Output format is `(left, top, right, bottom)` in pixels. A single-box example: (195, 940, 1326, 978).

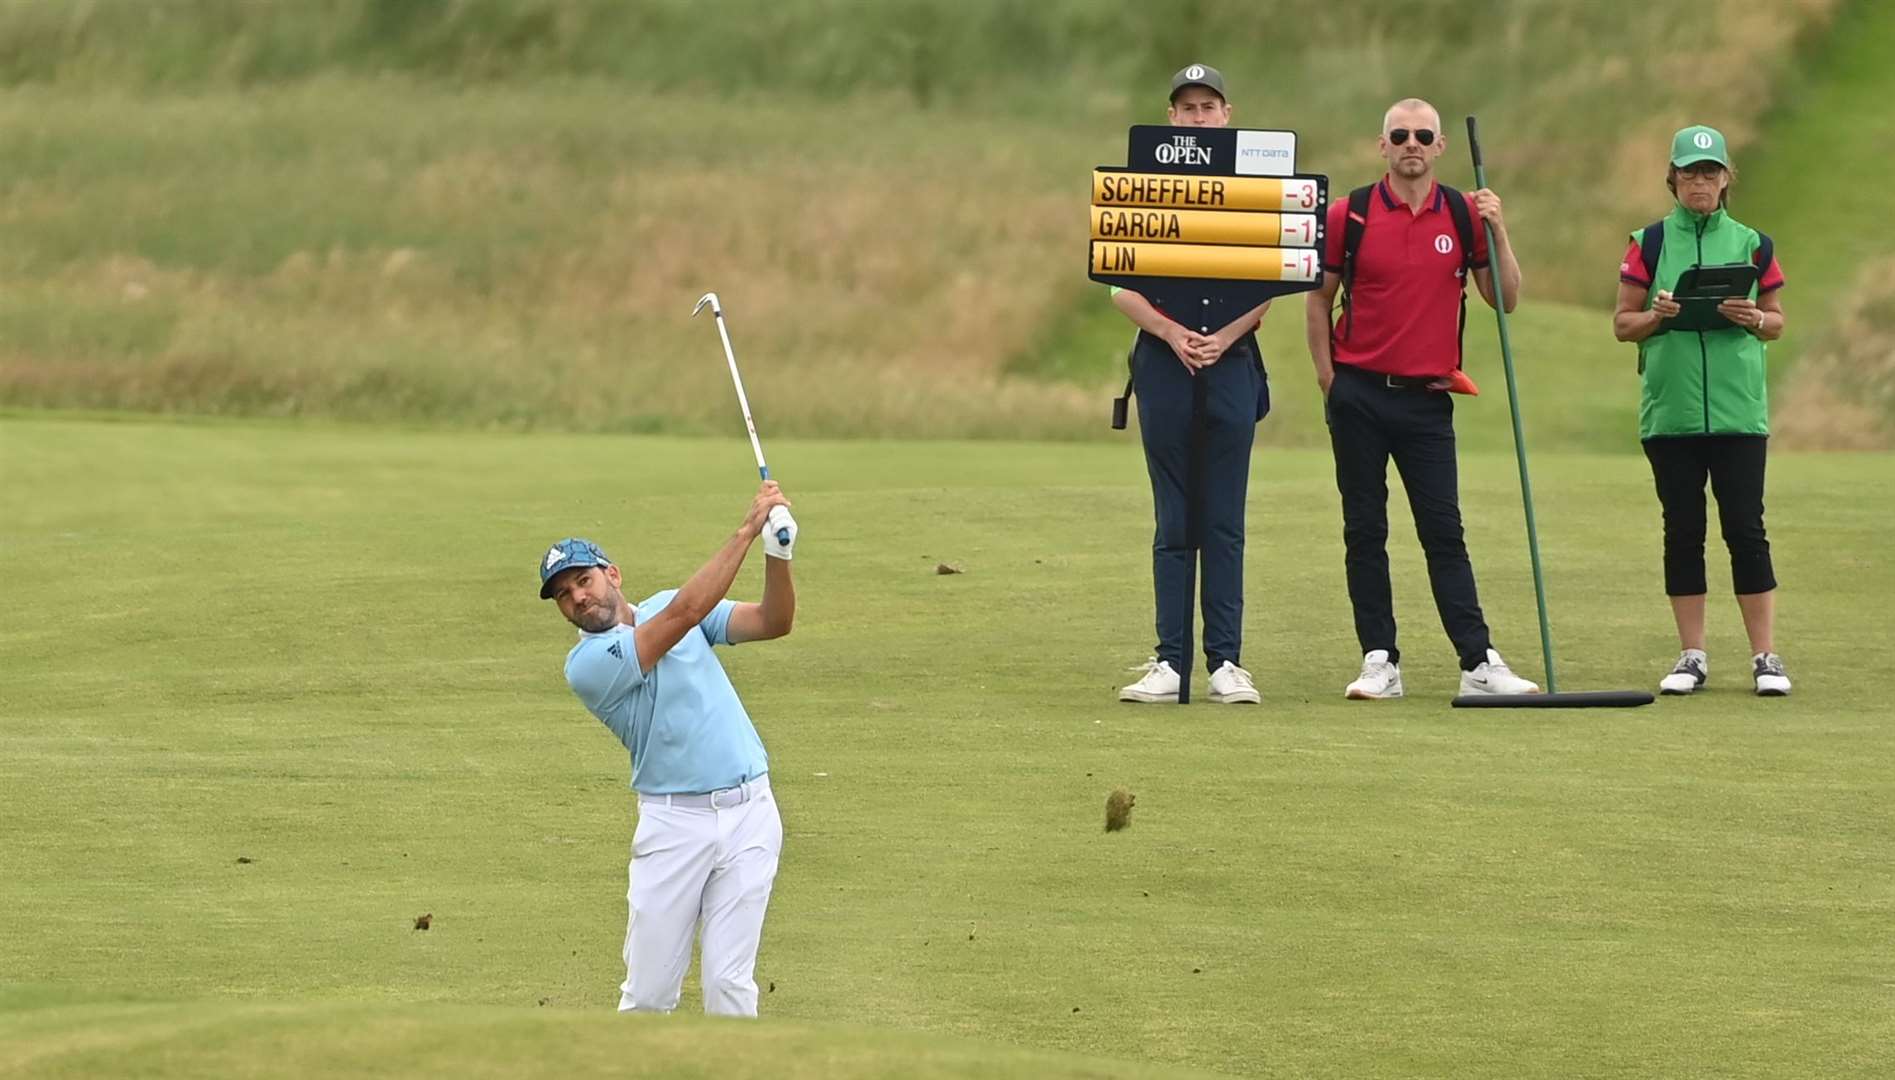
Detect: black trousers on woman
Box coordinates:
(1641, 434, 1776, 596)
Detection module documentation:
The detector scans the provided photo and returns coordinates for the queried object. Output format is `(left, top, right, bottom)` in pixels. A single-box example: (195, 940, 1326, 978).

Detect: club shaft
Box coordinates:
(702, 298, 790, 546)
(710, 310, 771, 477)
(1468, 116, 1557, 693)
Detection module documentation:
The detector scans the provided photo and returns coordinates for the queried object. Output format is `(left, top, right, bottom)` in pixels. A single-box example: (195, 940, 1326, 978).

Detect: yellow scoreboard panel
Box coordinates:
(1089, 127, 1329, 303)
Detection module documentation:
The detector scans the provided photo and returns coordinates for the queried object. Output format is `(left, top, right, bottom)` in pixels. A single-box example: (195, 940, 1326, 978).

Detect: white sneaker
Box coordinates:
(1119, 658, 1180, 703)
(1753, 653, 1792, 696)
(1459, 649, 1541, 696)
(1659, 650, 1708, 695)
(1207, 661, 1261, 704)
(1345, 650, 1404, 699)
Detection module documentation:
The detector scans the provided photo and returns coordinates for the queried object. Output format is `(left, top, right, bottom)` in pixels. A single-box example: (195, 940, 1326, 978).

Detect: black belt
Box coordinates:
(1336, 363, 1437, 390)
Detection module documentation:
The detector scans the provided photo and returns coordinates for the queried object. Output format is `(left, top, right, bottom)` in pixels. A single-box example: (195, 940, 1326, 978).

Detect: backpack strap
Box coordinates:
(1335, 185, 1374, 344)
(1438, 183, 1476, 369)
(1438, 183, 1477, 275)
(1639, 222, 1665, 284)
(1631, 221, 1669, 368)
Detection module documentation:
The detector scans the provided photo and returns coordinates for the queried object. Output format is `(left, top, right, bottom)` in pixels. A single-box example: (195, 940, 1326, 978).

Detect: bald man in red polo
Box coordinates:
(1303, 98, 1540, 700)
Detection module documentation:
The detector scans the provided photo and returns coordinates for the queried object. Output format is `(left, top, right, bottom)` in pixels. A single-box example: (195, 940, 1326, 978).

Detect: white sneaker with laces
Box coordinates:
(1659, 649, 1708, 695)
(1119, 658, 1181, 703)
(1207, 661, 1261, 704)
(1753, 652, 1792, 696)
(1459, 648, 1541, 696)
(1345, 650, 1404, 699)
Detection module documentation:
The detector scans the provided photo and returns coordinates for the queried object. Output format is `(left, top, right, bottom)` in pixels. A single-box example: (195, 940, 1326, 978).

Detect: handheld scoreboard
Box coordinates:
(1089, 125, 1329, 306)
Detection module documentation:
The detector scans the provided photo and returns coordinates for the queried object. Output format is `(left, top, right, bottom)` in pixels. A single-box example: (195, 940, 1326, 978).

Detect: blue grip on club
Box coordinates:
(758, 465, 791, 545)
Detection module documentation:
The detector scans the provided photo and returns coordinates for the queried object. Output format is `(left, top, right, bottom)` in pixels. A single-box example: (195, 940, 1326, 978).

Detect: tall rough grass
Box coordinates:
(1774, 258, 1895, 450)
(1733, 0, 1895, 401)
(0, 81, 1110, 436)
(0, 0, 1853, 437)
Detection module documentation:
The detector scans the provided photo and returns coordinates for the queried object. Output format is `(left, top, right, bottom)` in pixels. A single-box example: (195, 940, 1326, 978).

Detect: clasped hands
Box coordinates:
(1163, 324, 1242, 373)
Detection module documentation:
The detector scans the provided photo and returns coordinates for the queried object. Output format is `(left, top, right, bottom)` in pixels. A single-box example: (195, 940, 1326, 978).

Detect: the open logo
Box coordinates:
(1185, 65, 1206, 80)
(1435, 234, 1455, 255)
(1694, 132, 1714, 150)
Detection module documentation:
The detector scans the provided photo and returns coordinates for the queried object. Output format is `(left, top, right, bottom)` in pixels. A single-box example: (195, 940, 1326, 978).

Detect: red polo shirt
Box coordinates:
(1322, 178, 1489, 377)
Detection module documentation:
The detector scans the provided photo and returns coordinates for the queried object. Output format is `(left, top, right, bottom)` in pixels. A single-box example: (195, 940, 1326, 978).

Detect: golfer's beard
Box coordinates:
(1396, 156, 1428, 176)
(570, 598, 621, 633)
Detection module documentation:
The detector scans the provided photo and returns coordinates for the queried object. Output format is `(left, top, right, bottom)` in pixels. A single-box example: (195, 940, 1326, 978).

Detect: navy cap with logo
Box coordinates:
(538, 537, 611, 599)
(1169, 63, 1226, 101)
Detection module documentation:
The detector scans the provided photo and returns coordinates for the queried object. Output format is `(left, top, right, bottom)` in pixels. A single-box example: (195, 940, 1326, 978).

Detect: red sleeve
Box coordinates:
(1756, 252, 1785, 292)
(1619, 239, 1651, 287)
(1322, 198, 1348, 273)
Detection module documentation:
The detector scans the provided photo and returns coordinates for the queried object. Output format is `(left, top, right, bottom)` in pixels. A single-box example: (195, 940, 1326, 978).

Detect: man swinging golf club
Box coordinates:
(538, 479, 796, 1016)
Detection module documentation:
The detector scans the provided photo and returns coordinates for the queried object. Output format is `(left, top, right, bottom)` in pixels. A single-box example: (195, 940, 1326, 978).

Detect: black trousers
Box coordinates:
(1641, 434, 1776, 596)
(1325, 364, 1492, 670)
(1133, 333, 1263, 689)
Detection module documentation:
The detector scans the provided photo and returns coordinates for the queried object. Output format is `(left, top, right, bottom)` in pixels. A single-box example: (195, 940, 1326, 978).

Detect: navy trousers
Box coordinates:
(1133, 333, 1264, 697)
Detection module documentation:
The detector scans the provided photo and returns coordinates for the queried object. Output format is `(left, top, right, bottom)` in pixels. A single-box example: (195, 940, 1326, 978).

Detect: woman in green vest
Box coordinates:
(1612, 125, 1790, 697)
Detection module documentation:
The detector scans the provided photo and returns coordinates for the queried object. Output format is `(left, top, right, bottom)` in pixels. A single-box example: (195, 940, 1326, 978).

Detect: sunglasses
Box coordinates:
(1388, 128, 1436, 146)
(1675, 163, 1726, 179)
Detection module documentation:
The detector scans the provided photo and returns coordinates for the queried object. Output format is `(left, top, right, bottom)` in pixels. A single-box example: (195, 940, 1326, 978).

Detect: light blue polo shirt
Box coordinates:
(563, 589, 769, 796)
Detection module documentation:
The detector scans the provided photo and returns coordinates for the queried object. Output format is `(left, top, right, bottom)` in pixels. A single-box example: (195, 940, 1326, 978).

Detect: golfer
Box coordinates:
(1115, 63, 1268, 707)
(1303, 97, 1539, 699)
(1612, 125, 1791, 696)
(538, 481, 797, 1015)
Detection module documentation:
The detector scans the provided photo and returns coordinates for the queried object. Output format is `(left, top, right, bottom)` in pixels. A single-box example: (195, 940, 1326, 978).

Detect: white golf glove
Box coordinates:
(763, 505, 797, 561)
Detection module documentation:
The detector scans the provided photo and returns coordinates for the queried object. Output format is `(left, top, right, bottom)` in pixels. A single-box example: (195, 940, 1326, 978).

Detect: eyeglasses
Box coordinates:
(1675, 163, 1725, 180)
(1388, 128, 1436, 146)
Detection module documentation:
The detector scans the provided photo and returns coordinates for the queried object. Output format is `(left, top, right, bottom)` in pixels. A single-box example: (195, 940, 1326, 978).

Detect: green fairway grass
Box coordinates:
(0, 988, 1225, 1080)
(4, 416, 1890, 1078)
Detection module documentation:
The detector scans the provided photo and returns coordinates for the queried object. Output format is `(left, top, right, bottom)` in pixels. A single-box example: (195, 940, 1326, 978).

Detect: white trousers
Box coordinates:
(617, 775, 782, 1017)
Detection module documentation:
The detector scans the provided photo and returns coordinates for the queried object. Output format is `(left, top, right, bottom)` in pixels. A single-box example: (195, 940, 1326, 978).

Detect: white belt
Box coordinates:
(638, 773, 770, 810)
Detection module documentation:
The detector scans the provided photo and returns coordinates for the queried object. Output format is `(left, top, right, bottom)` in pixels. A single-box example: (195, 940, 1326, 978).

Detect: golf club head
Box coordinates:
(692, 292, 721, 318)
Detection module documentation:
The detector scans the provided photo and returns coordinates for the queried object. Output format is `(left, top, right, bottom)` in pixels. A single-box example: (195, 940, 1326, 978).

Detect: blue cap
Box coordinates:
(538, 538, 611, 599)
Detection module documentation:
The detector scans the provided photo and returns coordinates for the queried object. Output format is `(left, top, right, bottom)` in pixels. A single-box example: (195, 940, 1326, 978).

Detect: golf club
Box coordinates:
(693, 291, 796, 549)
(1455, 116, 1652, 709)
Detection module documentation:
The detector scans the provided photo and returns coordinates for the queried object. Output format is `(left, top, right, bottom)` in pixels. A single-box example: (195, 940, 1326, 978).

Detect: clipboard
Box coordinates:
(1661, 262, 1760, 332)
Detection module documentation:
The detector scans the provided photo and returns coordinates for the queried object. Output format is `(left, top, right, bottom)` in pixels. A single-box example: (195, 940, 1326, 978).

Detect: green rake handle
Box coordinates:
(1466, 115, 1557, 693)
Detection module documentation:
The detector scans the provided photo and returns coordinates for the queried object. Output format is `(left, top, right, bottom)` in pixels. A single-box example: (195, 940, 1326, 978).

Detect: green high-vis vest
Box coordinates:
(1632, 204, 1774, 440)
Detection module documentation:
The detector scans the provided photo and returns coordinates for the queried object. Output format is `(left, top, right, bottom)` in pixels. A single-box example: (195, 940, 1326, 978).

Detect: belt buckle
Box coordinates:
(709, 783, 744, 810)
